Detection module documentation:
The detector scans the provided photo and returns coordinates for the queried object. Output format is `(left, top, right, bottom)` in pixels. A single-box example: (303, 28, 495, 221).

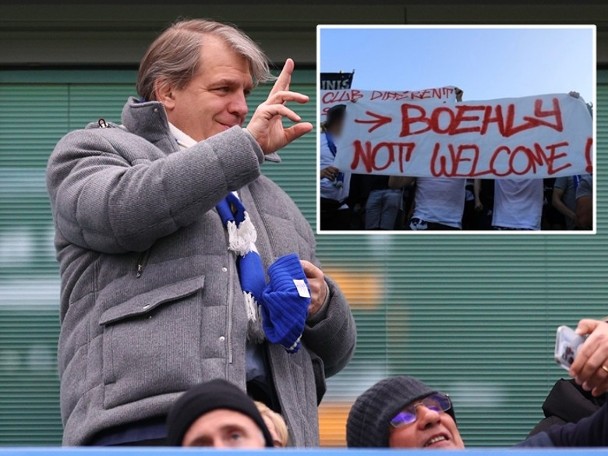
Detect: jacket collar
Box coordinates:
(121, 97, 179, 154)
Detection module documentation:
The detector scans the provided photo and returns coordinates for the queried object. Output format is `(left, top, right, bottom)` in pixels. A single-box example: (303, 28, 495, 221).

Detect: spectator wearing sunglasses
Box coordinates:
(346, 376, 463, 449)
(346, 375, 608, 448)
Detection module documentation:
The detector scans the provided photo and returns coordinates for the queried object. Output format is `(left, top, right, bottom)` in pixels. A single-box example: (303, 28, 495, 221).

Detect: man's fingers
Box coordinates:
(321, 167, 337, 179)
(576, 319, 601, 335)
(308, 278, 321, 295)
(246, 75, 312, 152)
(572, 320, 608, 377)
(583, 365, 608, 391)
(258, 104, 302, 123)
(300, 260, 327, 317)
(571, 335, 597, 375)
(592, 382, 608, 397)
(266, 90, 309, 105)
(300, 260, 316, 277)
(284, 123, 313, 144)
(269, 58, 294, 96)
(583, 363, 608, 393)
(570, 352, 588, 376)
(301, 260, 322, 279)
(573, 339, 608, 383)
(579, 348, 608, 385)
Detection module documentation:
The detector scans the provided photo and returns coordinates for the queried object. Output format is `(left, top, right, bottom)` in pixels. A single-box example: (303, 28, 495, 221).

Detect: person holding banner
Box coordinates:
(320, 104, 351, 230)
(552, 176, 580, 230)
(390, 176, 466, 230)
(388, 88, 466, 231)
(363, 175, 403, 230)
(492, 179, 544, 230)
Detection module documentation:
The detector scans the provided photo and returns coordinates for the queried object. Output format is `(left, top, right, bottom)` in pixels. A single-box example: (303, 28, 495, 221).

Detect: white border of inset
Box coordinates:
(315, 24, 597, 236)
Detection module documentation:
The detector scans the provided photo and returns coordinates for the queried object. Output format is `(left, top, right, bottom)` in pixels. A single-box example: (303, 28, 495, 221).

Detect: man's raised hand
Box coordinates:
(246, 58, 313, 154)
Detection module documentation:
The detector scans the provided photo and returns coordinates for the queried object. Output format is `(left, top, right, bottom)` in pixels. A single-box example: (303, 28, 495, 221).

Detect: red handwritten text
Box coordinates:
(430, 141, 571, 177)
(349, 139, 577, 178)
(400, 98, 563, 138)
(370, 87, 455, 102)
(351, 141, 416, 174)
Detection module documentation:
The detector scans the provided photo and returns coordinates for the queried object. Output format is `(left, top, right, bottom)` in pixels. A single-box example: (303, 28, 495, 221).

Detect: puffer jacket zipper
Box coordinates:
(226, 253, 236, 364)
(135, 250, 151, 278)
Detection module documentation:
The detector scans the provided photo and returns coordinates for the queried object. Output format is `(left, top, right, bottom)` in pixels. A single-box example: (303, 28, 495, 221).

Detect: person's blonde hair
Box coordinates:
(254, 401, 289, 447)
(137, 18, 273, 101)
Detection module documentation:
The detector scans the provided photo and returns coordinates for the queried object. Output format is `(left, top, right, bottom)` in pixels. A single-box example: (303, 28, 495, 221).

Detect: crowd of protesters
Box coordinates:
(322, 174, 593, 232)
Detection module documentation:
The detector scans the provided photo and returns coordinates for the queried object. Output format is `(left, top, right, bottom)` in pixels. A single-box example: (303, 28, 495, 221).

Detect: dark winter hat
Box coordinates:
(346, 376, 456, 448)
(166, 379, 274, 447)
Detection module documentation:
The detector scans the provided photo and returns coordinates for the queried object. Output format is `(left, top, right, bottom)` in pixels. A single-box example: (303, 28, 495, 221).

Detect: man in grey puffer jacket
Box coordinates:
(46, 18, 356, 447)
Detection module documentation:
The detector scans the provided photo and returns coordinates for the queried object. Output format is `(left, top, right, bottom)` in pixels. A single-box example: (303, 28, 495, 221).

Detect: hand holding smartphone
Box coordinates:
(554, 325, 586, 370)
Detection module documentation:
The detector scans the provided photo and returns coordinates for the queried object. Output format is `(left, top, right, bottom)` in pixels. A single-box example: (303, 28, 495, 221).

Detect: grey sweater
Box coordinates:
(46, 97, 356, 446)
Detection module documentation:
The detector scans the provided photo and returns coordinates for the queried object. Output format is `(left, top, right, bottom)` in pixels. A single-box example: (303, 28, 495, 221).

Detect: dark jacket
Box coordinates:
(529, 379, 606, 436)
(519, 400, 608, 447)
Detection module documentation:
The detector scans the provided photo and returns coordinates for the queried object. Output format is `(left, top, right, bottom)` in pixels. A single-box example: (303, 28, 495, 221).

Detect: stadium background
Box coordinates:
(0, 1, 606, 448)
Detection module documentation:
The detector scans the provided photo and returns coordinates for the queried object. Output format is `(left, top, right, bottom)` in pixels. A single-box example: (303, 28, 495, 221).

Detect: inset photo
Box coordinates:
(317, 25, 595, 233)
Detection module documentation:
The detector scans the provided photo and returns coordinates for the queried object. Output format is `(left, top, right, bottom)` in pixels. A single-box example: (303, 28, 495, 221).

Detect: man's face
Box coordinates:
(388, 395, 465, 450)
(182, 409, 266, 448)
(162, 35, 253, 141)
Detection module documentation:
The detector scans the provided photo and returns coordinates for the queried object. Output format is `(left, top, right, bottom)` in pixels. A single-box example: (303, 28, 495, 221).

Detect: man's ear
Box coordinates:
(154, 79, 176, 111)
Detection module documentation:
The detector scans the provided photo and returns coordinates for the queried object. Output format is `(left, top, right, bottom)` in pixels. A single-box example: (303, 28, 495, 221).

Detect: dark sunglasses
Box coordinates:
(390, 393, 452, 428)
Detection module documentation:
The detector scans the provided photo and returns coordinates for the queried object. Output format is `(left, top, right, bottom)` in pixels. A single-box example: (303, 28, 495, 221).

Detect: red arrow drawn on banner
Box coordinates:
(354, 111, 392, 133)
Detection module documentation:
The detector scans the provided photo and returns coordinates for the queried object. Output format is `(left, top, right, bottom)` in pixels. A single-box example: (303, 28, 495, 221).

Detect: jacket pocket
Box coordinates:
(309, 350, 327, 405)
(99, 275, 204, 409)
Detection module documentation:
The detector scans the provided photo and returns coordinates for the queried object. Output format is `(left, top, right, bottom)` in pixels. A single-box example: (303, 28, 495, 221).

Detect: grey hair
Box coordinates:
(137, 18, 274, 101)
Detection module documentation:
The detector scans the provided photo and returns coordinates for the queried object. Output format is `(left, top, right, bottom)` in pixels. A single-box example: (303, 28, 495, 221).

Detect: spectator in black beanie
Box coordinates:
(347, 373, 608, 449)
(346, 376, 463, 449)
(167, 379, 274, 448)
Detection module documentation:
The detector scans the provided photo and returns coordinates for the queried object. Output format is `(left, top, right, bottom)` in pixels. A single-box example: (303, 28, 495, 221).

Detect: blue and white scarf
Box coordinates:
(170, 123, 309, 350)
(216, 192, 267, 343)
(216, 193, 310, 352)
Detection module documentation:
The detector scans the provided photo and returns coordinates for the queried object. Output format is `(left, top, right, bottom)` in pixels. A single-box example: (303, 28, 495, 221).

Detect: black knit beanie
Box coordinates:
(166, 379, 274, 447)
(346, 376, 456, 448)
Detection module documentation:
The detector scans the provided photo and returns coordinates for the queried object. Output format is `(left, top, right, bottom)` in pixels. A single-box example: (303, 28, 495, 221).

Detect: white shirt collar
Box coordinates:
(169, 122, 197, 149)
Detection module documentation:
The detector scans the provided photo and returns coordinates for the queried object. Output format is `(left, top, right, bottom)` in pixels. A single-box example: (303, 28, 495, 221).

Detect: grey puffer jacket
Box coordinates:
(46, 97, 356, 446)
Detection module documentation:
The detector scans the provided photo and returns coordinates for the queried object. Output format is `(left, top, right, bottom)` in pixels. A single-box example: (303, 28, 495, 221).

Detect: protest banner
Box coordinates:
(333, 93, 593, 179)
(320, 86, 458, 117)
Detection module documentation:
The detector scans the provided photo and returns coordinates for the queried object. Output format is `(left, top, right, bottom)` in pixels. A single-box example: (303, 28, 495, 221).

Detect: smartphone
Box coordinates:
(554, 325, 586, 370)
